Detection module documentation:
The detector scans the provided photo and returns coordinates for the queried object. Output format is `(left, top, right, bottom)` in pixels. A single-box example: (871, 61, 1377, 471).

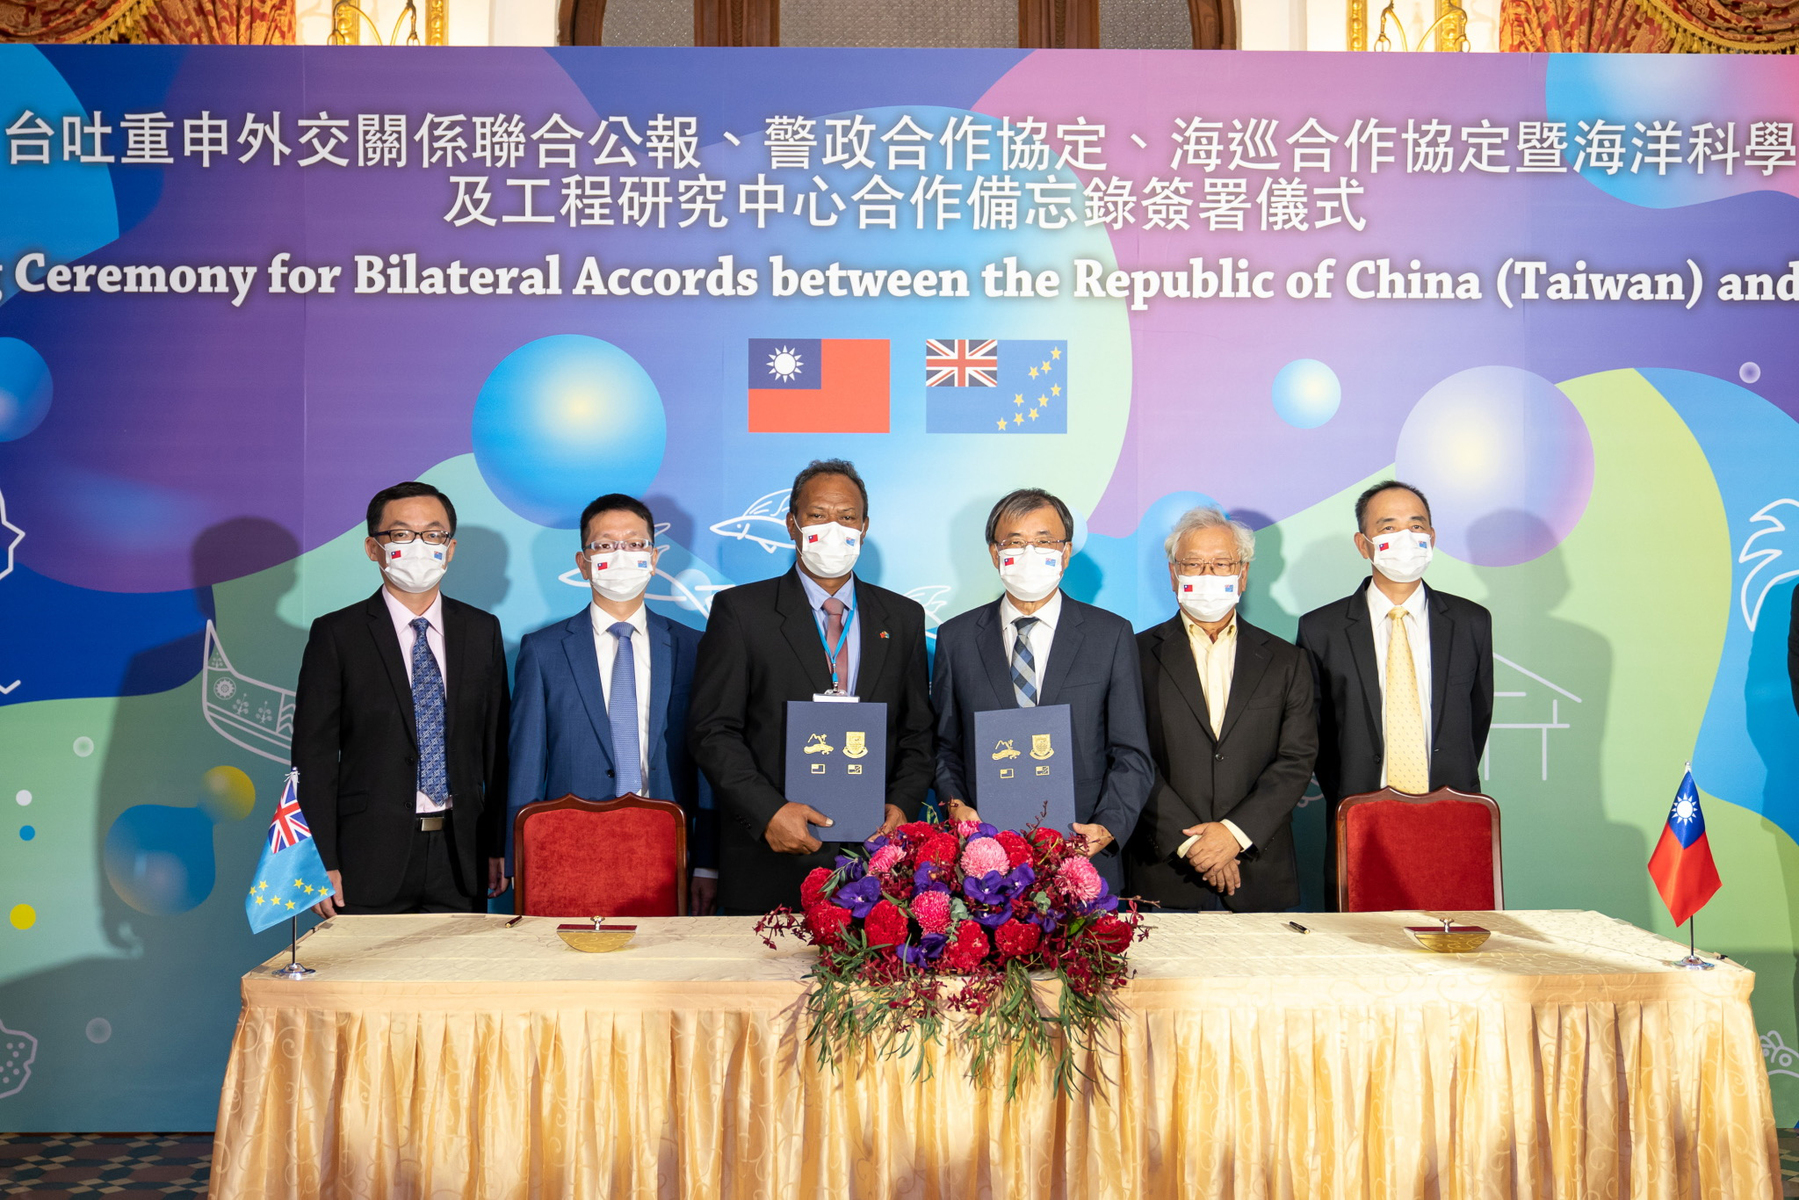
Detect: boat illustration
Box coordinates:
(709, 490, 793, 553)
(202, 620, 296, 764)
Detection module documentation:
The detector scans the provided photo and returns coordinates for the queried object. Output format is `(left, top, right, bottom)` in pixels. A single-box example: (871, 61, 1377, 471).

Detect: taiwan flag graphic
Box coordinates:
(1646, 764, 1722, 926)
(747, 338, 890, 432)
(924, 339, 1068, 434)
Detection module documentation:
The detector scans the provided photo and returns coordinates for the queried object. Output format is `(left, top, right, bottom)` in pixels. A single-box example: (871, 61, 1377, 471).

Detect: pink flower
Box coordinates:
(1056, 855, 1102, 902)
(912, 889, 952, 933)
(952, 819, 982, 841)
(960, 837, 1008, 877)
(869, 844, 905, 875)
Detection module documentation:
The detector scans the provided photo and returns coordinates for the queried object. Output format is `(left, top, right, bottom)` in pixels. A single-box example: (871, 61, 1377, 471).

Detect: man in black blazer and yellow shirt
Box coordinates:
(1297, 481, 1494, 875)
(690, 459, 936, 915)
(293, 481, 510, 916)
(1129, 507, 1317, 912)
(932, 488, 1153, 893)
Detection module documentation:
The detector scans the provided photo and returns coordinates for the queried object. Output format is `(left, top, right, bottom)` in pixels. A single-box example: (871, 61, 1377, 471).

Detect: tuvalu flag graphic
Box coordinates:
(747, 338, 889, 432)
(246, 768, 334, 933)
(1646, 764, 1722, 926)
(924, 338, 1068, 434)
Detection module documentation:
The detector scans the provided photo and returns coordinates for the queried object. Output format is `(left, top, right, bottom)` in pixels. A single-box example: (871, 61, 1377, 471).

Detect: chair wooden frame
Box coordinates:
(513, 792, 689, 917)
(1335, 786, 1504, 912)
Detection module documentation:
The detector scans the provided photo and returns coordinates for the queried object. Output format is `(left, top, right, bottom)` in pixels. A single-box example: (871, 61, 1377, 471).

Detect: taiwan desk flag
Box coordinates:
(1646, 765, 1722, 926)
(246, 769, 333, 933)
(924, 339, 1068, 434)
(747, 338, 890, 432)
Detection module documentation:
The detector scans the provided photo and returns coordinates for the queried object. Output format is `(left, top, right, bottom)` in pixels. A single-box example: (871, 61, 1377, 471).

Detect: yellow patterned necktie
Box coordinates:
(1384, 608, 1430, 793)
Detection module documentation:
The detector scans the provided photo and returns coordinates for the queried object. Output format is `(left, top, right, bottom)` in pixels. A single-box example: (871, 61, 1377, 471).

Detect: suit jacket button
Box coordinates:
(606, 769, 615, 778)
(1213, 752, 1224, 761)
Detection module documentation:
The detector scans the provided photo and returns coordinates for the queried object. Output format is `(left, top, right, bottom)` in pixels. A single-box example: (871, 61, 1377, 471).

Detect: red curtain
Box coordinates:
(0, 0, 293, 42)
(1501, 0, 1799, 50)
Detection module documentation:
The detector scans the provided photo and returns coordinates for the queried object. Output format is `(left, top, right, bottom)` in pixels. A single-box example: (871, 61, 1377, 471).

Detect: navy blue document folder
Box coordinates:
(784, 700, 888, 842)
(971, 704, 1076, 833)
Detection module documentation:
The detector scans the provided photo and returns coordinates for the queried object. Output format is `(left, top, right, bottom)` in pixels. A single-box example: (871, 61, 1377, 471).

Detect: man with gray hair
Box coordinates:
(1127, 505, 1317, 911)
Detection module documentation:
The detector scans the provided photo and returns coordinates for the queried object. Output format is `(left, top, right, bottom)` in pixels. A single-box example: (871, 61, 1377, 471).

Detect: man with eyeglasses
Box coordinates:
(690, 459, 936, 915)
(504, 493, 718, 913)
(1296, 480, 1493, 899)
(930, 487, 1152, 891)
(1127, 506, 1317, 912)
(293, 481, 511, 916)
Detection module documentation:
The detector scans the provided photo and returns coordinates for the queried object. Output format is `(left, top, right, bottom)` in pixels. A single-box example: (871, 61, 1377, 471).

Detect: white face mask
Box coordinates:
(1368, 531, 1433, 585)
(1176, 573, 1241, 623)
(796, 522, 862, 578)
(382, 539, 448, 594)
(586, 549, 654, 603)
(997, 547, 1064, 604)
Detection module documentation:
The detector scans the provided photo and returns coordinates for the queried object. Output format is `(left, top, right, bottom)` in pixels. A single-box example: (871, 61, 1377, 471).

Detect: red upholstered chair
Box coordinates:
(513, 793, 688, 918)
(1336, 787, 1504, 912)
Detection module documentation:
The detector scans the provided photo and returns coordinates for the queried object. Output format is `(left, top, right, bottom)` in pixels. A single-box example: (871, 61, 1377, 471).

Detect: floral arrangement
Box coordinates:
(756, 817, 1147, 1094)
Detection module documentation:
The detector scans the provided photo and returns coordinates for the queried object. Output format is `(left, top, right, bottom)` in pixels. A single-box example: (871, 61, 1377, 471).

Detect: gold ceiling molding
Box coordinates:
(1633, 0, 1799, 51)
(329, 0, 447, 44)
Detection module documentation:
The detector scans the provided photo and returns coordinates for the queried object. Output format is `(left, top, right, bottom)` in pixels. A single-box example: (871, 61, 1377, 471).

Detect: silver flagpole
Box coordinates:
(1674, 914, 1714, 971)
(274, 914, 317, 979)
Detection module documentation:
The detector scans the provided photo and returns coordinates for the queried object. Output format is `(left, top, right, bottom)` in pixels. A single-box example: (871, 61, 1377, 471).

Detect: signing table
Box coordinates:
(211, 911, 1778, 1199)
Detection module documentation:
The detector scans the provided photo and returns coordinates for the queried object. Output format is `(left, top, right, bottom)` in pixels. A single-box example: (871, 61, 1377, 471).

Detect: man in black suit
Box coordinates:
(932, 488, 1152, 892)
(1128, 507, 1316, 912)
(690, 459, 935, 915)
(1296, 481, 1493, 882)
(293, 481, 510, 916)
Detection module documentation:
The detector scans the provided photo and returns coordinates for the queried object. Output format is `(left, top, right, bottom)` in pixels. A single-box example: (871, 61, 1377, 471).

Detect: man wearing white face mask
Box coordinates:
(931, 488, 1153, 892)
(505, 494, 718, 914)
(1297, 480, 1493, 896)
(293, 481, 511, 916)
(1127, 507, 1316, 912)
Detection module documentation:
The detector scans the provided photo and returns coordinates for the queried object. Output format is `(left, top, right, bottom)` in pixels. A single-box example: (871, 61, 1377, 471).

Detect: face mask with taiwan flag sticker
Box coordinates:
(1369, 530, 1432, 585)
(997, 547, 1063, 603)
(797, 522, 862, 578)
(383, 539, 448, 594)
(1177, 573, 1240, 623)
(586, 548, 654, 603)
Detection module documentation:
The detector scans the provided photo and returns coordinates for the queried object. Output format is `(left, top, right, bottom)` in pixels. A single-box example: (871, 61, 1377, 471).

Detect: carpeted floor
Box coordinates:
(3, 1127, 1797, 1196)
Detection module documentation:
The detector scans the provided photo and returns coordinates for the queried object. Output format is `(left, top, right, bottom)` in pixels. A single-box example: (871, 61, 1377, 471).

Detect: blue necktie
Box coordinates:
(410, 617, 448, 805)
(608, 622, 643, 797)
(1010, 615, 1040, 707)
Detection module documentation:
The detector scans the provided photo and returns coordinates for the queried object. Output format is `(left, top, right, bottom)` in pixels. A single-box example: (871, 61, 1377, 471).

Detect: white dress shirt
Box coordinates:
(591, 601, 652, 788)
(382, 588, 449, 814)
(1366, 582, 1433, 787)
(999, 588, 1062, 687)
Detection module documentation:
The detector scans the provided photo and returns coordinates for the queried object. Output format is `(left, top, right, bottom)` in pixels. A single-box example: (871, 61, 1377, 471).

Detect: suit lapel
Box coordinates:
(974, 601, 1019, 708)
(1035, 595, 1084, 707)
(1153, 617, 1213, 742)
(853, 584, 891, 699)
(560, 610, 615, 769)
(365, 591, 418, 749)
(1345, 579, 1385, 756)
(1426, 584, 1454, 739)
(1217, 619, 1272, 744)
(776, 569, 834, 694)
(645, 610, 674, 763)
(441, 599, 467, 750)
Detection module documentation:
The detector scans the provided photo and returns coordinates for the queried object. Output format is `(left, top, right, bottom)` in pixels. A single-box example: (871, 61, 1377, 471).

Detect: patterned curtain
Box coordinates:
(0, 0, 293, 42)
(1501, 0, 1799, 50)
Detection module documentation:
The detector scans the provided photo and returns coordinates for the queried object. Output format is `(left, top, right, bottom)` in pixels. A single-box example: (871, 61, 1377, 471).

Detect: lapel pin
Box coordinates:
(879, 630, 889, 639)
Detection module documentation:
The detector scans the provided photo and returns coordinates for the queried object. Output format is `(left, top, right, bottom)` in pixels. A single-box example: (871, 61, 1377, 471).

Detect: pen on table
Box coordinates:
(1285, 921, 1309, 934)
(505, 914, 524, 928)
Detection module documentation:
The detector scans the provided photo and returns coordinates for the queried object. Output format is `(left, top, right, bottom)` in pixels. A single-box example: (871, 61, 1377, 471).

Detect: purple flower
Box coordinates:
(974, 822, 999, 840)
(834, 854, 866, 882)
(972, 905, 1012, 929)
(913, 864, 951, 893)
(1079, 878, 1119, 915)
(897, 932, 949, 967)
(963, 870, 1009, 907)
(832, 874, 883, 918)
(862, 833, 892, 854)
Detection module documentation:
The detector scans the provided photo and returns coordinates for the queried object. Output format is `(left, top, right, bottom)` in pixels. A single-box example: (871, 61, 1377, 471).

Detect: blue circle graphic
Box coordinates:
(19, 825, 34, 841)
(471, 335, 667, 528)
(0, 338, 52, 441)
(1271, 359, 1341, 429)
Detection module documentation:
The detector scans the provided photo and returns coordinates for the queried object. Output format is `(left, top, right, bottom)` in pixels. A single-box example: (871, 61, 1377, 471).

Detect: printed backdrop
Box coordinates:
(1, 45, 1797, 1130)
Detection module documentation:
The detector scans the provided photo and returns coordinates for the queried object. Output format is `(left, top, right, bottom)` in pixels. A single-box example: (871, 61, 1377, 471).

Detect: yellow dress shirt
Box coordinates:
(1175, 613, 1254, 857)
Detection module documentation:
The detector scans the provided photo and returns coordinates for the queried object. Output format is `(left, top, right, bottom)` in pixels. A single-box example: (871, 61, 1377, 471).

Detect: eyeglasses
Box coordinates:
(1173, 559, 1243, 576)
(584, 540, 653, 554)
(994, 538, 1068, 552)
(374, 529, 451, 545)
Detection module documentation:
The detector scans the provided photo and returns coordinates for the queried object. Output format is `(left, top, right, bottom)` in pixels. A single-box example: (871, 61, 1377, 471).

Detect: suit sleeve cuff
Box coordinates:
(1221, 819, 1253, 851)
(1175, 834, 1198, 860)
(692, 868, 719, 879)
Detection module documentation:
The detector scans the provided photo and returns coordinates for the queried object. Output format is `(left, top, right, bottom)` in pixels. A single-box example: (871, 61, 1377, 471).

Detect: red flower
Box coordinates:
(1027, 827, 1066, 854)
(804, 902, 851, 948)
(864, 899, 910, 948)
(996, 830, 1034, 868)
(994, 919, 1042, 959)
(1089, 914, 1133, 954)
(801, 867, 833, 910)
(897, 821, 938, 845)
(916, 833, 961, 867)
(941, 920, 990, 972)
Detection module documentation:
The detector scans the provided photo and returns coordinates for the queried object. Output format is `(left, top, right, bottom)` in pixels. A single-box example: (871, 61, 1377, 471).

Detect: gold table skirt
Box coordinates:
(211, 911, 1779, 1199)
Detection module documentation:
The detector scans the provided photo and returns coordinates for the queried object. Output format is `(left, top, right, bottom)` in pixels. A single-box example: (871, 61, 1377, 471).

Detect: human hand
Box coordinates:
(1181, 822, 1241, 873)
(311, 869, 344, 918)
(945, 798, 979, 823)
(1072, 822, 1114, 856)
(878, 805, 905, 836)
(1202, 858, 1241, 896)
(690, 873, 718, 915)
(765, 802, 830, 854)
(487, 857, 510, 898)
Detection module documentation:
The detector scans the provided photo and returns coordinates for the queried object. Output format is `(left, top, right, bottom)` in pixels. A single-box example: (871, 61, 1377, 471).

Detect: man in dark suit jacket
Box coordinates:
(507, 494, 719, 912)
(293, 481, 510, 916)
(690, 459, 935, 914)
(1297, 481, 1493, 878)
(1128, 507, 1316, 912)
(932, 488, 1153, 892)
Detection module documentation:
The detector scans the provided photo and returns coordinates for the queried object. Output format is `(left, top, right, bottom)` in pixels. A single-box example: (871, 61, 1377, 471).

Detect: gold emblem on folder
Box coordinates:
(804, 733, 834, 755)
(1030, 733, 1055, 760)
(991, 739, 1021, 761)
(843, 731, 868, 759)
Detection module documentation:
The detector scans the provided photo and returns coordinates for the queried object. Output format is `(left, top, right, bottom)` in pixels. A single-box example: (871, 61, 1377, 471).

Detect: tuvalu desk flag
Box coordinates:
(1646, 764, 1722, 927)
(246, 769, 333, 933)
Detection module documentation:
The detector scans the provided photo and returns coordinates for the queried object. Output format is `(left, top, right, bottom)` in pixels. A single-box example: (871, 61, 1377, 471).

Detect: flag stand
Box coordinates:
(271, 915, 316, 979)
(1672, 916, 1715, 971)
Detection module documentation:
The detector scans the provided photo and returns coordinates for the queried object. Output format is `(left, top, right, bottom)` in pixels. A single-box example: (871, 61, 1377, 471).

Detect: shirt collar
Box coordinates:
(1180, 610, 1236, 644)
(590, 600, 650, 638)
(383, 586, 444, 634)
(798, 569, 856, 613)
(1367, 581, 1428, 623)
(1000, 588, 1062, 631)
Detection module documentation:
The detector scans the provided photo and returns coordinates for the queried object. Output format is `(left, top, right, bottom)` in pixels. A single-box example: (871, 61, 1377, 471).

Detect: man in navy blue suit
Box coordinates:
(506, 493, 718, 912)
(931, 487, 1153, 892)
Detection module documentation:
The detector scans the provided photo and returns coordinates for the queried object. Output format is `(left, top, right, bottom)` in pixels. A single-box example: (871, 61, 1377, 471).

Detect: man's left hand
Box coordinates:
(690, 873, 718, 916)
(487, 857, 510, 898)
(1181, 823, 1240, 874)
(1072, 822, 1114, 856)
(878, 804, 906, 837)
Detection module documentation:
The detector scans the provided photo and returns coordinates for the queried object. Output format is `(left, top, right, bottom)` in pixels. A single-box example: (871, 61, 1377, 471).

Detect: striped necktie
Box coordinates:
(1010, 616, 1040, 707)
(409, 617, 448, 805)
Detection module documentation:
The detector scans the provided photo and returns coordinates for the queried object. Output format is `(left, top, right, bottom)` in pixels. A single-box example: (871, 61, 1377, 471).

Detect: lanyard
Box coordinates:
(813, 593, 856, 693)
